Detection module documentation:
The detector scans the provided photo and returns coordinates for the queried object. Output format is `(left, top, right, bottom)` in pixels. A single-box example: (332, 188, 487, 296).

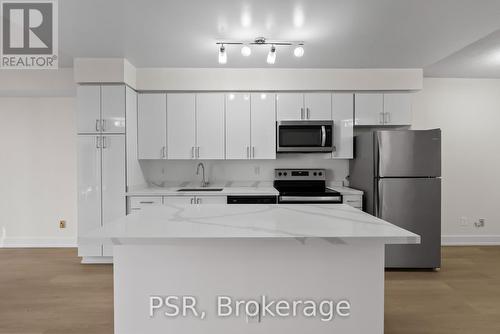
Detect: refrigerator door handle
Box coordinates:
(375, 180, 382, 218)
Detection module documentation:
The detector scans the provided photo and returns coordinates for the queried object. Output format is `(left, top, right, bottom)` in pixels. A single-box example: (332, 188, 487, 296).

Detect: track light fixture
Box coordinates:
(216, 37, 304, 65)
(218, 44, 227, 64)
(267, 45, 276, 64)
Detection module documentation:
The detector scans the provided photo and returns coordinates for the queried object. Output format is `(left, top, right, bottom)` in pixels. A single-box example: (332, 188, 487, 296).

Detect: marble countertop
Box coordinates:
(80, 204, 419, 245)
(127, 181, 279, 196)
(126, 182, 362, 197)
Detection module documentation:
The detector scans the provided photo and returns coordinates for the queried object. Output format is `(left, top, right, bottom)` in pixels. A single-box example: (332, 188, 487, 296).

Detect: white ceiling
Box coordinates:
(59, 0, 500, 76)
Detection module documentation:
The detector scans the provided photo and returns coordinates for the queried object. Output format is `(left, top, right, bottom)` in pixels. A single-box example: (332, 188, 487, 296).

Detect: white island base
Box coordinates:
(114, 239, 384, 334)
(81, 204, 419, 334)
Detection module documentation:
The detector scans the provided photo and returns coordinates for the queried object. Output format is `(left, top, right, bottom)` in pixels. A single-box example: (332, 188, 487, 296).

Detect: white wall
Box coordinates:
(412, 78, 500, 242)
(0, 97, 77, 247)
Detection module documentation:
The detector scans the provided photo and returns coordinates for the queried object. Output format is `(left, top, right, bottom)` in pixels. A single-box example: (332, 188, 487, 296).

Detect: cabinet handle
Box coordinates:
(101, 119, 106, 131)
(95, 136, 100, 148)
(333, 145, 337, 152)
(301, 108, 304, 119)
(380, 112, 384, 124)
(95, 119, 100, 132)
(246, 146, 249, 159)
(197, 198, 201, 204)
(191, 146, 195, 159)
(252, 146, 255, 158)
(307, 108, 310, 119)
(102, 136, 107, 149)
(387, 112, 391, 124)
(139, 201, 154, 204)
(190, 197, 194, 204)
(196, 147, 200, 158)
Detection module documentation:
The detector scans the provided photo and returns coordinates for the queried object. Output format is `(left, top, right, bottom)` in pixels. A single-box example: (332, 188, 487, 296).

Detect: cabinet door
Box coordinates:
(163, 196, 196, 206)
(304, 93, 332, 120)
(196, 93, 225, 159)
(101, 85, 126, 133)
(225, 93, 251, 159)
(332, 93, 354, 159)
(101, 135, 126, 257)
(76, 85, 101, 134)
(77, 135, 102, 257)
(138, 93, 167, 159)
(167, 94, 196, 159)
(251, 93, 276, 159)
(384, 93, 412, 125)
(276, 93, 304, 120)
(354, 93, 384, 126)
(196, 196, 227, 205)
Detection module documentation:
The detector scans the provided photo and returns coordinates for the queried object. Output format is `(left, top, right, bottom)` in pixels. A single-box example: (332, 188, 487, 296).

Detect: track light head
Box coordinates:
(218, 45, 227, 64)
(267, 45, 276, 64)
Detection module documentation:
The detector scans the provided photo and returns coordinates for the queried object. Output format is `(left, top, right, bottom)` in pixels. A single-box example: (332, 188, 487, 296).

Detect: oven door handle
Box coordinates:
(279, 196, 342, 202)
(321, 126, 326, 147)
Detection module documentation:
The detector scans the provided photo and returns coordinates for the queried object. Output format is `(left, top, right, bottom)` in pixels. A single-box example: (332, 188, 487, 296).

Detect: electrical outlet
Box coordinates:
(459, 216, 468, 227)
(59, 220, 66, 229)
(474, 218, 485, 228)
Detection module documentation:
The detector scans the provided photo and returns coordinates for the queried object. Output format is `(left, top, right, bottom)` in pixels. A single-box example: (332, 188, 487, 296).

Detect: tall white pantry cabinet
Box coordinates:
(77, 85, 131, 258)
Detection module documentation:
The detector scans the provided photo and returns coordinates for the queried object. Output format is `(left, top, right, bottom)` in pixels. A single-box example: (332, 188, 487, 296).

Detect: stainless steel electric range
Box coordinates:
(273, 169, 343, 204)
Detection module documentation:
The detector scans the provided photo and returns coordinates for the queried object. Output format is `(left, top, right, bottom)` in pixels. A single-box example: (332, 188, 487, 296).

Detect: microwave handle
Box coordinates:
(321, 126, 326, 146)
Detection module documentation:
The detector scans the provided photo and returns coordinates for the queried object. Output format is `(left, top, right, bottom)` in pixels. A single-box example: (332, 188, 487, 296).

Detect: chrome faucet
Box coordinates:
(196, 162, 209, 187)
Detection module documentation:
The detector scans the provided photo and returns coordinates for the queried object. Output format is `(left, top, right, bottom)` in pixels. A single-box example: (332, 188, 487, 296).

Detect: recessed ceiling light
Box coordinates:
(267, 45, 276, 64)
(241, 45, 251, 57)
(294, 46, 304, 58)
(218, 45, 227, 64)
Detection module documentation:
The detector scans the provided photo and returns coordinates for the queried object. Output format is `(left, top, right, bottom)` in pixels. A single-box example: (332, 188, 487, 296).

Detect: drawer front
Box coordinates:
(343, 195, 363, 209)
(128, 196, 163, 213)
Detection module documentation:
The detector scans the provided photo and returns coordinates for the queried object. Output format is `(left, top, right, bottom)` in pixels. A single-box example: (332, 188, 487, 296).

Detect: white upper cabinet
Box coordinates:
(304, 93, 332, 120)
(276, 93, 304, 120)
(383, 93, 412, 125)
(196, 93, 225, 160)
(101, 85, 126, 133)
(225, 93, 251, 160)
(332, 93, 354, 159)
(277, 93, 332, 120)
(77, 85, 126, 134)
(77, 85, 101, 134)
(354, 93, 384, 126)
(167, 93, 196, 159)
(137, 93, 167, 159)
(251, 93, 276, 159)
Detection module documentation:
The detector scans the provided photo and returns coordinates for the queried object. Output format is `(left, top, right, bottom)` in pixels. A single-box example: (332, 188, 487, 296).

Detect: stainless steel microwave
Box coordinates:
(276, 120, 334, 153)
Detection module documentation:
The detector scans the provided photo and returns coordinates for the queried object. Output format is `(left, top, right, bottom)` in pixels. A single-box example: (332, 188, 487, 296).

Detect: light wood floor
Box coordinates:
(1, 247, 499, 334)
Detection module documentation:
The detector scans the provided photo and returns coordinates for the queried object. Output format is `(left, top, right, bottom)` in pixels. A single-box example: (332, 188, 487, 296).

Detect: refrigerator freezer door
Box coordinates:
(376, 129, 441, 177)
(377, 178, 441, 268)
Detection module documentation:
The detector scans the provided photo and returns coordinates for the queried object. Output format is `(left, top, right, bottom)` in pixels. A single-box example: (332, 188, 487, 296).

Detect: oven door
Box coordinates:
(277, 121, 333, 152)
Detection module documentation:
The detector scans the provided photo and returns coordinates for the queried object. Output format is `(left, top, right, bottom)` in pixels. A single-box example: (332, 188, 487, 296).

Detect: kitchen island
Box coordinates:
(80, 203, 419, 334)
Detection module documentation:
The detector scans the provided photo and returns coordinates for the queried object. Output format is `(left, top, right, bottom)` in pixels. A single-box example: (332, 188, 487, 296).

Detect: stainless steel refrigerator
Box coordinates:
(349, 129, 441, 269)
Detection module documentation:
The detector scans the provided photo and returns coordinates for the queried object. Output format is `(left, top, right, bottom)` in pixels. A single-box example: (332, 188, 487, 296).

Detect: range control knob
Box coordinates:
(313, 172, 317, 176)
(318, 172, 323, 176)
(284, 172, 288, 176)
(278, 172, 282, 176)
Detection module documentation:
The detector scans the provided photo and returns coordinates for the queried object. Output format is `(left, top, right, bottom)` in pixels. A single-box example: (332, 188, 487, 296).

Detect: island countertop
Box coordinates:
(80, 204, 420, 245)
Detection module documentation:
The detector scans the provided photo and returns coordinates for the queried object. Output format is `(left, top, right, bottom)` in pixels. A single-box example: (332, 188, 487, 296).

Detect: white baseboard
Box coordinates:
(442, 235, 500, 246)
(0, 237, 77, 248)
(81, 256, 113, 264)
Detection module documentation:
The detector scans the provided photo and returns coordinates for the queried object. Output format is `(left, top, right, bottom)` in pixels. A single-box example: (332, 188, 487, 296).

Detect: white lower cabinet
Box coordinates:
(78, 134, 126, 257)
(164, 196, 227, 205)
(343, 195, 363, 210)
(127, 196, 163, 214)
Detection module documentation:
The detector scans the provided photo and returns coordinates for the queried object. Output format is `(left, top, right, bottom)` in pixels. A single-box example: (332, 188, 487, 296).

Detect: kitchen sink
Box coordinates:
(177, 188, 223, 192)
